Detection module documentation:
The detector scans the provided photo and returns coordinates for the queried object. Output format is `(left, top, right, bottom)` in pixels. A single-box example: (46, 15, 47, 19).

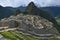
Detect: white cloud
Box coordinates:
(34, 0, 60, 7)
(0, 0, 60, 7)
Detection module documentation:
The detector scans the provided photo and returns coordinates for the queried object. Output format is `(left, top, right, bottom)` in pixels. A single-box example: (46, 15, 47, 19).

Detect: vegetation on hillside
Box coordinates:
(55, 16, 60, 33)
(0, 31, 40, 40)
(55, 17, 60, 25)
(14, 8, 21, 16)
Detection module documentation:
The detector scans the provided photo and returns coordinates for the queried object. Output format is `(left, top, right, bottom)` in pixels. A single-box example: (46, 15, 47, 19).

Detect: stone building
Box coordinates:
(8, 20, 18, 28)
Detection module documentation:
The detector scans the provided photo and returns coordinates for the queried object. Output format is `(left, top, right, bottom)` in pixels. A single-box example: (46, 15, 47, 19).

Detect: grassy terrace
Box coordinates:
(0, 31, 60, 40)
(0, 31, 40, 40)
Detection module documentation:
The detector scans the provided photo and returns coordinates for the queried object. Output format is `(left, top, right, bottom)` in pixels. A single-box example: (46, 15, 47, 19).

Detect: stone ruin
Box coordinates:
(0, 14, 59, 37)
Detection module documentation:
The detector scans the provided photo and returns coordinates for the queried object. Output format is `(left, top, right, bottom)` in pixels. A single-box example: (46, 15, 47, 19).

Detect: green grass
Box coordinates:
(0, 31, 40, 40)
(48, 38, 60, 40)
(0, 31, 17, 40)
(9, 31, 25, 40)
(0, 31, 60, 40)
(10, 31, 40, 40)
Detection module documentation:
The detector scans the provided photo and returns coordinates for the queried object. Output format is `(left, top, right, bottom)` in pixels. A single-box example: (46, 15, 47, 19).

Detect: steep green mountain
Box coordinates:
(40, 7, 60, 17)
(0, 6, 16, 19)
(24, 2, 57, 24)
(55, 16, 60, 25)
(18, 6, 60, 17)
(0, 4, 60, 19)
(13, 8, 21, 16)
(18, 6, 26, 12)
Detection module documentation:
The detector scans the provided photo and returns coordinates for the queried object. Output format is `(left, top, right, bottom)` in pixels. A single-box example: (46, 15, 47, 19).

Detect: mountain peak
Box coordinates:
(24, 2, 57, 24)
(0, 5, 3, 8)
(28, 2, 35, 6)
(24, 2, 38, 15)
(27, 2, 36, 8)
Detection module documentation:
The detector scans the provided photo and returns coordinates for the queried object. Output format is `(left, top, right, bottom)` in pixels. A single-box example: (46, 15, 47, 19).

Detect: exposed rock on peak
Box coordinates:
(24, 2, 38, 15)
(28, 2, 36, 8)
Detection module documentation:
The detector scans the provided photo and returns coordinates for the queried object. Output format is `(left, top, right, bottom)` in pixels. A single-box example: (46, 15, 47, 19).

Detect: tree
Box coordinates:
(14, 8, 21, 16)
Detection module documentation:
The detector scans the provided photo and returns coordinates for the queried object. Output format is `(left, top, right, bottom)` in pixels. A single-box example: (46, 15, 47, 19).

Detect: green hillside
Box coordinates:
(55, 17, 60, 25)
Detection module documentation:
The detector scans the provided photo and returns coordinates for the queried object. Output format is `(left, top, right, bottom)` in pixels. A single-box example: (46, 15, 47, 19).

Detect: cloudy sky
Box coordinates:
(0, 0, 60, 7)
